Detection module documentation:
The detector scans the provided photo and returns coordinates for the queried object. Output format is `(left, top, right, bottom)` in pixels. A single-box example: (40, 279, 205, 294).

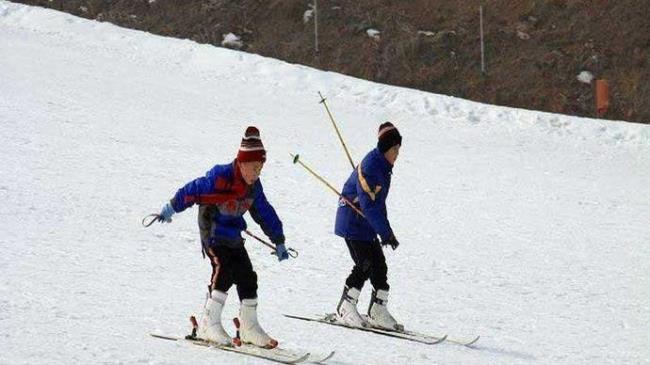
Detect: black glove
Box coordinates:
(382, 235, 400, 250)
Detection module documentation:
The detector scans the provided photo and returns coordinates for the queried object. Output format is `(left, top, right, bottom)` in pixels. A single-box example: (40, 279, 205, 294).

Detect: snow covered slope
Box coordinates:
(1, 2, 649, 364)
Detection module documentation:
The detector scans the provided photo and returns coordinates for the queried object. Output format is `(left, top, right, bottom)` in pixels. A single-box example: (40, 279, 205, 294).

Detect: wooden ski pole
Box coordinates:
(318, 91, 355, 169)
(244, 230, 298, 258)
(291, 153, 365, 217)
(142, 214, 298, 258)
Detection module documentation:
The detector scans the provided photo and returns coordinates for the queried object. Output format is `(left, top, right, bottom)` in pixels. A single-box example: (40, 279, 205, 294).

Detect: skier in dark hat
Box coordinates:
(334, 122, 403, 330)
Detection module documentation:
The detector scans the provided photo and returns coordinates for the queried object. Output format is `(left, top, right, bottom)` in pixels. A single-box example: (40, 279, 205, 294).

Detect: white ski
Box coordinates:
(359, 314, 480, 347)
(273, 347, 336, 364)
(284, 313, 479, 347)
(150, 333, 311, 364)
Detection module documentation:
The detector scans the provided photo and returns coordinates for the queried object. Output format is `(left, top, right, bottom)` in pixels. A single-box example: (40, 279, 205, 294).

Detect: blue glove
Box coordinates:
(158, 202, 175, 223)
(275, 243, 289, 261)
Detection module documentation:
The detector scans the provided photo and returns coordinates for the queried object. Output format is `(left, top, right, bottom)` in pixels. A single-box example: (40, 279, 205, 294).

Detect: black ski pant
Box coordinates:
(344, 238, 389, 291)
(206, 245, 258, 300)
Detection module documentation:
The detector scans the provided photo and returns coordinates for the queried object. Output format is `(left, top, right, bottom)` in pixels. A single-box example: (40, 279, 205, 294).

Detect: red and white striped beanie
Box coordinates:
(237, 126, 266, 163)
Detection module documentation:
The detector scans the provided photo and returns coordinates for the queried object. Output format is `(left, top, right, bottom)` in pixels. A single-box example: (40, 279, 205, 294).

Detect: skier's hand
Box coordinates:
(275, 243, 289, 261)
(158, 202, 175, 223)
(382, 235, 400, 250)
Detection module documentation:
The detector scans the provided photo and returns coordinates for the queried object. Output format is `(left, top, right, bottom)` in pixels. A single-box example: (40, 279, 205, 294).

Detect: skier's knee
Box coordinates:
(238, 270, 258, 289)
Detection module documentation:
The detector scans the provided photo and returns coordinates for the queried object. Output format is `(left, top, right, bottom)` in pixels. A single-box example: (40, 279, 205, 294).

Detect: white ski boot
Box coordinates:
(336, 286, 368, 327)
(367, 289, 403, 331)
(197, 290, 232, 345)
(239, 298, 278, 349)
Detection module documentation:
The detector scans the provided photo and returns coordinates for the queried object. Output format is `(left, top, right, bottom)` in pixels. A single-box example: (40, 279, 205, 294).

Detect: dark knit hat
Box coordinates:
(237, 126, 266, 163)
(377, 122, 402, 153)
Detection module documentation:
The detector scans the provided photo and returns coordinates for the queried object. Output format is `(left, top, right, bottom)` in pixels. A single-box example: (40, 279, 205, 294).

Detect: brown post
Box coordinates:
(596, 79, 610, 117)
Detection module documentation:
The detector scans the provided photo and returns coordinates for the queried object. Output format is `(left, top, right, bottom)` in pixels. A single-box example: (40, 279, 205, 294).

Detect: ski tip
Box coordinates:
(431, 334, 448, 344)
(463, 335, 480, 347)
(296, 353, 311, 363)
(312, 350, 336, 363)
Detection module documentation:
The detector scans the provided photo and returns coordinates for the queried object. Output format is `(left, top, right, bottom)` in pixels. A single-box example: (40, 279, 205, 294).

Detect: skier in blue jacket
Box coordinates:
(157, 126, 288, 348)
(334, 122, 403, 331)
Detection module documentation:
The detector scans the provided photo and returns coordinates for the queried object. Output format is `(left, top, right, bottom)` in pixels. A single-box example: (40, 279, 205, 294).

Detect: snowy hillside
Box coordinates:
(1, 2, 649, 364)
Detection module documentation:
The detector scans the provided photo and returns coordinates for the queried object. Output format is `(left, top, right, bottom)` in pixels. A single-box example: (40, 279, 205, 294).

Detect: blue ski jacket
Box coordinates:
(335, 148, 394, 242)
(169, 160, 284, 248)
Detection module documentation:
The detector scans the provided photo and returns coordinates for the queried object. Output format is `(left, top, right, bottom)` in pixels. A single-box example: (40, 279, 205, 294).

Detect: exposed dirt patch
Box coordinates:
(13, 0, 650, 124)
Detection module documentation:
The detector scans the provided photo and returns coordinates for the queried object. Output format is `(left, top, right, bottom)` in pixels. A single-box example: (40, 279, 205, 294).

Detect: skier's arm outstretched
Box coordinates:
(158, 166, 223, 221)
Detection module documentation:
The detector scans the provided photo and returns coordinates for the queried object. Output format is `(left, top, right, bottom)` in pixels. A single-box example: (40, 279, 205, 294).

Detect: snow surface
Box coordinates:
(303, 9, 314, 24)
(577, 71, 594, 85)
(366, 28, 381, 40)
(222, 32, 243, 50)
(1, 2, 649, 364)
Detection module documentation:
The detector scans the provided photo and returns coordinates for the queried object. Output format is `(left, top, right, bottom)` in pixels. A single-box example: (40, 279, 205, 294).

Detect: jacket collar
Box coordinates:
(371, 147, 393, 174)
(232, 159, 248, 185)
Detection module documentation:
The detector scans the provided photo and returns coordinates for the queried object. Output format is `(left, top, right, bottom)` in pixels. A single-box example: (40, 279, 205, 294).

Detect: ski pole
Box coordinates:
(290, 153, 365, 218)
(318, 91, 355, 169)
(142, 214, 298, 258)
(244, 230, 298, 258)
